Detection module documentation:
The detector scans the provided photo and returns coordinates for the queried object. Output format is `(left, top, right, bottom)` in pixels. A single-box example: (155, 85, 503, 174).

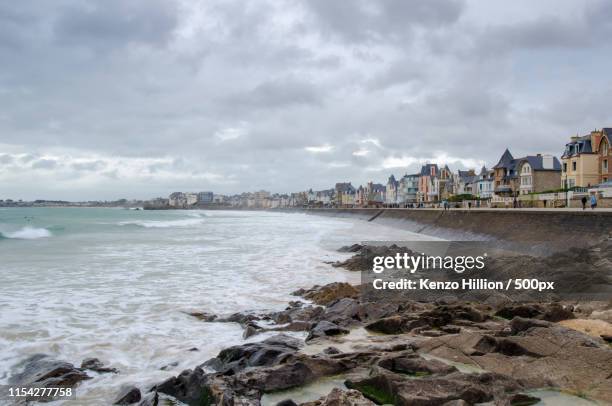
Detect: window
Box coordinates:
(604, 159, 608, 171)
(572, 161, 577, 171)
(563, 163, 567, 172)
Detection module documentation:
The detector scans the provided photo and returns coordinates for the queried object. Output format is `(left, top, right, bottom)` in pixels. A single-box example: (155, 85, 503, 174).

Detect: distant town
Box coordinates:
(2, 128, 611, 210)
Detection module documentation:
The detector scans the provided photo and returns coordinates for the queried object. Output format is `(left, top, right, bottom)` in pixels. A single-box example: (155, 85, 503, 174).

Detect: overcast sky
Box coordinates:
(1, 0, 612, 200)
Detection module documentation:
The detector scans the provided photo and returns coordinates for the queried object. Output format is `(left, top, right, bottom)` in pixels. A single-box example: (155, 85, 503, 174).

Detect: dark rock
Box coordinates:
(242, 361, 315, 392)
(160, 361, 179, 371)
(306, 321, 349, 341)
(154, 367, 214, 405)
(204, 334, 301, 374)
(276, 400, 298, 406)
(243, 323, 262, 339)
(81, 357, 119, 374)
(188, 347, 199, 352)
(114, 386, 141, 405)
(186, 311, 218, 322)
(347, 371, 522, 406)
(338, 244, 363, 253)
(9, 355, 91, 394)
(378, 354, 457, 376)
(303, 388, 376, 405)
(508, 393, 540, 406)
(601, 334, 612, 343)
(365, 315, 422, 334)
(323, 347, 341, 355)
(138, 391, 159, 406)
(496, 305, 542, 320)
(540, 303, 575, 322)
(509, 317, 552, 334)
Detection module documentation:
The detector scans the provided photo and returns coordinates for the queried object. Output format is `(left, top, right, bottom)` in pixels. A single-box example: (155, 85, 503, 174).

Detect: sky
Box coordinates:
(1, 0, 612, 200)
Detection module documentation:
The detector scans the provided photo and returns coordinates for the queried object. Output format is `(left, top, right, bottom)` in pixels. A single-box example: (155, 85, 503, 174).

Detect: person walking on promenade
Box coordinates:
(581, 196, 587, 210)
(590, 193, 597, 210)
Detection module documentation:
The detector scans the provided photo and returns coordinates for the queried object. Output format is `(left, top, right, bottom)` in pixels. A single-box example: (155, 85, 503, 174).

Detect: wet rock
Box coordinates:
(241, 361, 315, 392)
(365, 314, 428, 334)
(299, 282, 359, 306)
(154, 367, 216, 405)
(509, 317, 552, 334)
(337, 244, 363, 253)
(160, 361, 179, 371)
(378, 354, 457, 376)
(138, 391, 159, 406)
(276, 400, 298, 406)
(540, 303, 575, 322)
(507, 393, 540, 406)
(323, 347, 341, 355)
(9, 354, 91, 391)
(243, 323, 262, 339)
(347, 371, 522, 405)
(302, 388, 376, 406)
(114, 386, 141, 405)
(495, 305, 542, 320)
(186, 311, 218, 322)
(306, 321, 349, 341)
(81, 357, 119, 374)
(204, 334, 301, 374)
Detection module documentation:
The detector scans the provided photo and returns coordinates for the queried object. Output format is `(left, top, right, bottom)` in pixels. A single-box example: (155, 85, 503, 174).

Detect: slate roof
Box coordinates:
(420, 163, 439, 176)
(371, 183, 386, 193)
(519, 155, 561, 171)
(563, 135, 593, 158)
(493, 149, 515, 169)
(335, 182, 355, 193)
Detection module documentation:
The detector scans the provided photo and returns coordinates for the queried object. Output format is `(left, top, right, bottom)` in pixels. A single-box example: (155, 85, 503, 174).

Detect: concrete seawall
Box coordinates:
(284, 208, 612, 254)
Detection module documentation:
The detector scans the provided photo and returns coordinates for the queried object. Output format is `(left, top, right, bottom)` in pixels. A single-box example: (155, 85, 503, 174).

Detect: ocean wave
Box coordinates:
(118, 218, 205, 228)
(0, 226, 52, 240)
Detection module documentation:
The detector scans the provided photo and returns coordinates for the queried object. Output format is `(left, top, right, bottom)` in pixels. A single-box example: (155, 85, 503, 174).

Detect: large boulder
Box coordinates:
(306, 321, 349, 342)
(301, 388, 376, 406)
(113, 386, 142, 405)
(204, 334, 302, 374)
(81, 357, 118, 374)
(9, 354, 91, 396)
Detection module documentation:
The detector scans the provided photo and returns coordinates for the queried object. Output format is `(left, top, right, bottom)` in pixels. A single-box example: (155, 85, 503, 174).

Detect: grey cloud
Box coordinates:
(305, 0, 464, 43)
(0, 154, 14, 164)
(31, 158, 59, 169)
(0, 0, 611, 200)
(53, 0, 179, 49)
(229, 77, 323, 109)
(71, 160, 106, 171)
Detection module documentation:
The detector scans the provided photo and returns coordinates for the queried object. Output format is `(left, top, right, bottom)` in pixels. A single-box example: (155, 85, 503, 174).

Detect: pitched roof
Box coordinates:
(420, 163, 439, 176)
(518, 155, 561, 171)
(493, 148, 514, 169)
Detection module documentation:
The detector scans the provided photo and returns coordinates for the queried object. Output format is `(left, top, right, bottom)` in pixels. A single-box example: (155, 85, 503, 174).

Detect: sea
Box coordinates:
(0, 208, 429, 405)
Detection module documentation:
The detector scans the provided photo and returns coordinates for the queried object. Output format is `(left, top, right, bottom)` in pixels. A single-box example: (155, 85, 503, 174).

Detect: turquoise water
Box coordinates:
(0, 208, 426, 405)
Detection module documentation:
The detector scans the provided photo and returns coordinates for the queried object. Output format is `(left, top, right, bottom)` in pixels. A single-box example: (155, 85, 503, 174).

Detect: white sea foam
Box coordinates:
(1, 226, 52, 239)
(0, 209, 432, 405)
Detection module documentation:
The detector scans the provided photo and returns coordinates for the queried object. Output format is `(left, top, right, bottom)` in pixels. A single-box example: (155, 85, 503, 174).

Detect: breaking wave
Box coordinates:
(0, 226, 52, 240)
(118, 218, 206, 228)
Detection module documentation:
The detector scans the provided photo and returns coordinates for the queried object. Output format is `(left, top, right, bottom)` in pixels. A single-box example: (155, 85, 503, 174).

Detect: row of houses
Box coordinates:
(145, 128, 611, 210)
(306, 128, 612, 208)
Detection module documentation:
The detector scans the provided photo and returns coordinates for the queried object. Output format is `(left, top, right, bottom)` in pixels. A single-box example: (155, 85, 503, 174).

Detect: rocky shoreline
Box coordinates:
(8, 242, 612, 405)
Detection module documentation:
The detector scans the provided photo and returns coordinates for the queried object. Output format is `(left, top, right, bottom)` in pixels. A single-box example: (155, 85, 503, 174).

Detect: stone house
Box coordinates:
(516, 155, 561, 195)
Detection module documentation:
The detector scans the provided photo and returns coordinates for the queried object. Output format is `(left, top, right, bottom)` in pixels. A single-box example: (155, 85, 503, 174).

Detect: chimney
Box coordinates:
(542, 155, 554, 169)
